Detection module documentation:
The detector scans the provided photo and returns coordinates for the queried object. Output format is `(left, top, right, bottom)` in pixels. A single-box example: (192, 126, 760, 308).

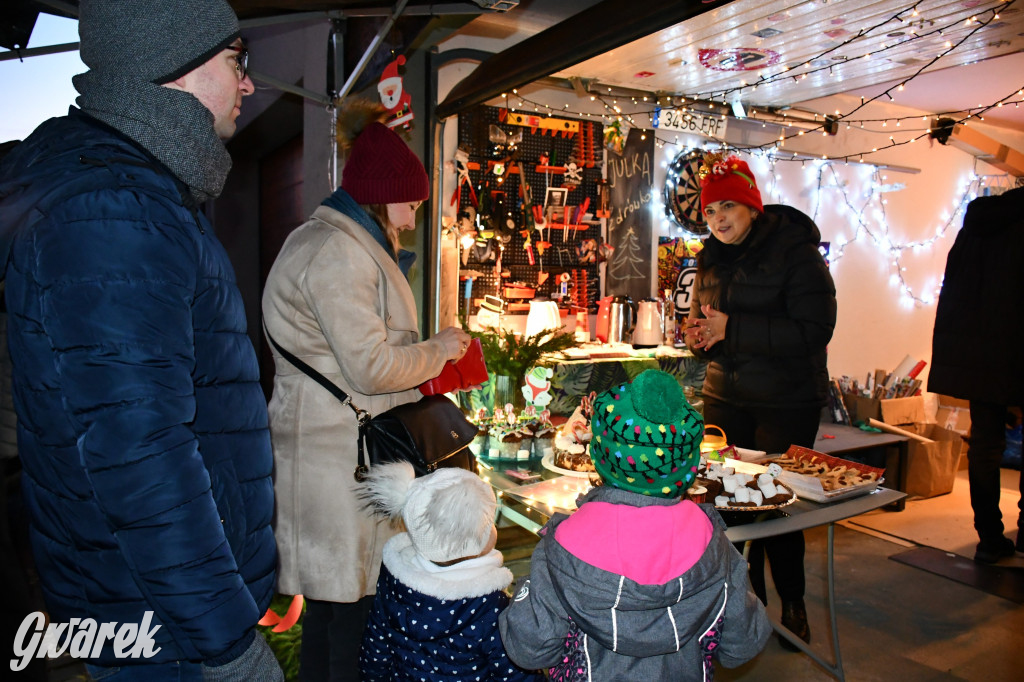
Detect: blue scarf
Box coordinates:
(321, 188, 416, 278)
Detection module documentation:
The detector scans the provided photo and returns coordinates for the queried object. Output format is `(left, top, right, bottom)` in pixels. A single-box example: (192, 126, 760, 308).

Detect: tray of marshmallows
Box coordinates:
(693, 458, 797, 512)
(771, 445, 885, 504)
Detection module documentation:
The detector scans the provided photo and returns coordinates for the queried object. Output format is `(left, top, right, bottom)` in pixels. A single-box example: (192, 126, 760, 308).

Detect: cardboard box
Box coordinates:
(904, 423, 964, 498)
(934, 395, 971, 436)
(842, 393, 925, 426)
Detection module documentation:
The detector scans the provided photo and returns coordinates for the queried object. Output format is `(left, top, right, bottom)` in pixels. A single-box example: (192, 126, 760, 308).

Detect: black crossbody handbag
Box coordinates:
(266, 333, 478, 481)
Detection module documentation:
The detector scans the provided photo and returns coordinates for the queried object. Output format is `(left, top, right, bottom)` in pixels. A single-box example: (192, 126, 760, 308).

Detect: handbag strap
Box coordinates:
(265, 330, 373, 480)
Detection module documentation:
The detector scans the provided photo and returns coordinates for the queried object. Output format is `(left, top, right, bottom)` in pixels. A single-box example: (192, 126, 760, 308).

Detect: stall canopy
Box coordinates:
(437, 0, 1024, 132)
(435, 0, 722, 119)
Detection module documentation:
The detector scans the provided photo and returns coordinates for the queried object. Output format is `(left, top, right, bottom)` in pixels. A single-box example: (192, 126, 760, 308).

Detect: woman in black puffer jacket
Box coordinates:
(685, 155, 836, 650)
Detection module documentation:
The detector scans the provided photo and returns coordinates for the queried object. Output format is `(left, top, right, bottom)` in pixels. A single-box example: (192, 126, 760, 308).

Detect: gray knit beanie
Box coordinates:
(78, 0, 240, 85)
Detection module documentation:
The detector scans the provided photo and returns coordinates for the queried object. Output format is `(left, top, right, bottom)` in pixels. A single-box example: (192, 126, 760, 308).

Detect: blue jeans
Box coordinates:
(86, 661, 202, 681)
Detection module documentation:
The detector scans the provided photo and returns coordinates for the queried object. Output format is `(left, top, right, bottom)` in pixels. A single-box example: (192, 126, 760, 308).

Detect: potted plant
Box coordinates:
(466, 326, 578, 412)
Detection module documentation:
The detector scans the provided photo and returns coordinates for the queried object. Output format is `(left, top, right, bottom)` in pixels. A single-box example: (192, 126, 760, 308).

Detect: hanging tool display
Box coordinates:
(450, 147, 477, 209)
(455, 105, 605, 314)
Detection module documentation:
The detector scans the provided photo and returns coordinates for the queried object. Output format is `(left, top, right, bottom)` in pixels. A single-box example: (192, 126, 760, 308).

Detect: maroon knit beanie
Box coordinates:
(340, 122, 429, 204)
(699, 155, 764, 213)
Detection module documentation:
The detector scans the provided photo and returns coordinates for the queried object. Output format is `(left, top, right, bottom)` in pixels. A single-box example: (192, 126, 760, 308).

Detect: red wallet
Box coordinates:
(419, 337, 489, 395)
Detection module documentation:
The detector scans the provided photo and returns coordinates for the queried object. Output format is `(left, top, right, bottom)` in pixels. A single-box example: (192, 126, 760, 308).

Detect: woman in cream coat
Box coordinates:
(262, 108, 470, 682)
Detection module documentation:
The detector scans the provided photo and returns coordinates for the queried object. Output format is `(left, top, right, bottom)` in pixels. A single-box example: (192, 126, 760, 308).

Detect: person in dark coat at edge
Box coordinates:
(929, 185, 1024, 564)
(0, 1, 280, 679)
(0, 139, 47, 682)
(683, 153, 837, 650)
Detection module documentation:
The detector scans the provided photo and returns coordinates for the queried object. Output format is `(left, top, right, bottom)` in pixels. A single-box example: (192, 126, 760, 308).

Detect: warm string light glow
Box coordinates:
(693, 0, 1009, 109)
(656, 147, 1015, 306)
(507, 86, 1024, 164)
(485, 0, 1022, 307)
(498, 0, 1020, 163)
(758, 157, 1019, 306)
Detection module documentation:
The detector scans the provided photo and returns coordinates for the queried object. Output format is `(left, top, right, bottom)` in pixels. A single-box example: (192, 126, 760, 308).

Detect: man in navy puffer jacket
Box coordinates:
(0, 2, 279, 679)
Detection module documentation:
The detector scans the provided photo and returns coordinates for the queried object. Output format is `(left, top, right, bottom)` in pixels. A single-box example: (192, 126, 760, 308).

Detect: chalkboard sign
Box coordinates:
(605, 128, 654, 300)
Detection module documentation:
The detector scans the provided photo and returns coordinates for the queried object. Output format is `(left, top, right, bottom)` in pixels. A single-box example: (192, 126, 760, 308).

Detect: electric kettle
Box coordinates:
(633, 298, 664, 348)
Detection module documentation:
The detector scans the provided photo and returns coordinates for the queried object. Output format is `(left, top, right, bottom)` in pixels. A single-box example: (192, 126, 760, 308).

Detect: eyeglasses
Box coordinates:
(226, 45, 248, 80)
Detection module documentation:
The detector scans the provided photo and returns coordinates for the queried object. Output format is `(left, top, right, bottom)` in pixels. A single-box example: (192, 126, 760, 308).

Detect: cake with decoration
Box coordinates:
(488, 424, 523, 460)
(696, 461, 792, 508)
(468, 408, 490, 457)
(553, 394, 596, 472)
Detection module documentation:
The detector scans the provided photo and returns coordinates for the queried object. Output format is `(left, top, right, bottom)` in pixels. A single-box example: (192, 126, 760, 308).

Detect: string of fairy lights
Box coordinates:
(502, 0, 1022, 161)
(748, 157, 1013, 306)
(690, 0, 1013, 112)
(490, 0, 1023, 306)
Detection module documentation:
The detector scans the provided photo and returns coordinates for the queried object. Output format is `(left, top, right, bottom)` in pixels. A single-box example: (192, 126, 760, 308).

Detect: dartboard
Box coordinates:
(664, 150, 709, 236)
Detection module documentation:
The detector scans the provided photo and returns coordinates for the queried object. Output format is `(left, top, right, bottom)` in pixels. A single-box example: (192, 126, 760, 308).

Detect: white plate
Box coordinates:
(777, 471, 883, 504)
(541, 452, 595, 479)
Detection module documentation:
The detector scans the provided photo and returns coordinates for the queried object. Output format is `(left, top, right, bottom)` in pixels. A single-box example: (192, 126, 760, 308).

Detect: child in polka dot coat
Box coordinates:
(358, 462, 543, 682)
(499, 370, 772, 680)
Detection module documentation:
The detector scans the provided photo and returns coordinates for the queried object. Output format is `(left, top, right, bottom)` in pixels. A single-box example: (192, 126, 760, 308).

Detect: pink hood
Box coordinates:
(554, 498, 713, 585)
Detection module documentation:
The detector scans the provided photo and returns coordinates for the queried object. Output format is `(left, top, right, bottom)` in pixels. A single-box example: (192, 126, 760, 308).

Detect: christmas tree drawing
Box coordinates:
(609, 226, 645, 280)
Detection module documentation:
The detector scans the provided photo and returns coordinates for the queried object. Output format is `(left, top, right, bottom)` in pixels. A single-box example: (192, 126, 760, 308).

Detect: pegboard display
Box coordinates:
(455, 105, 606, 319)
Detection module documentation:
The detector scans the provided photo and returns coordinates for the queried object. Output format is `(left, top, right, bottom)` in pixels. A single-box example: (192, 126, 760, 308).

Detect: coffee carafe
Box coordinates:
(606, 295, 636, 344)
(632, 298, 664, 348)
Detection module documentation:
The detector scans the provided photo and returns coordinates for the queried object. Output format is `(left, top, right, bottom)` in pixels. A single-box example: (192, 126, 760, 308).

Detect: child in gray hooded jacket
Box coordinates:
(498, 370, 772, 680)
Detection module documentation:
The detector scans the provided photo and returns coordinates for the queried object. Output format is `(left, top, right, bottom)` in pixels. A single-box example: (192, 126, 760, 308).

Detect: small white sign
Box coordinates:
(655, 107, 728, 140)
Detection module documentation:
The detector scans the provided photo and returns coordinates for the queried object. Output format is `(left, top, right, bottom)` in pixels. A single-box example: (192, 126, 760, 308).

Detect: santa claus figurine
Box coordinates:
(378, 55, 414, 129)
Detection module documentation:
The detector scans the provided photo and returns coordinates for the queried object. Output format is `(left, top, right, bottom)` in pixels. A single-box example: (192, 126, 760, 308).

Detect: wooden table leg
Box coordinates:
(885, 441, 909, 511)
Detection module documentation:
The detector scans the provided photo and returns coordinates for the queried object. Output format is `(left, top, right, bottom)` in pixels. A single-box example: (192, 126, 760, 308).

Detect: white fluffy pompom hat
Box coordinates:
(360, 462, 498, 563)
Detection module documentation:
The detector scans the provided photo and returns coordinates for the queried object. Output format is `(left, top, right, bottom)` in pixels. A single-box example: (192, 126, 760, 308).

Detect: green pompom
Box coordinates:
(630, 370, 685, 424)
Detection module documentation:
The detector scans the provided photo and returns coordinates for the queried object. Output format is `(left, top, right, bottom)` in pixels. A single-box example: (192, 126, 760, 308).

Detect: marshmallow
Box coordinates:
(757, 473, 774, 488)
(734, 486, 751, 503)
(758, 480, 778, 498)
(749, 489, 764, 506)
(722, 475, 738, 493)
(715, 496, 731, 507)
(767, 463, 782, 478)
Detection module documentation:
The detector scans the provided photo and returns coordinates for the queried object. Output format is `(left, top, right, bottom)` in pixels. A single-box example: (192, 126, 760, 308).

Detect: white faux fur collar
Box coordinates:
(382, 533, 514, 601)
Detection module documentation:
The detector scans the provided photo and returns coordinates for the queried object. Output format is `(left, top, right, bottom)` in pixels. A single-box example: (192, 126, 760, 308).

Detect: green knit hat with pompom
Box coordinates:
(590, 369, 704, 497)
